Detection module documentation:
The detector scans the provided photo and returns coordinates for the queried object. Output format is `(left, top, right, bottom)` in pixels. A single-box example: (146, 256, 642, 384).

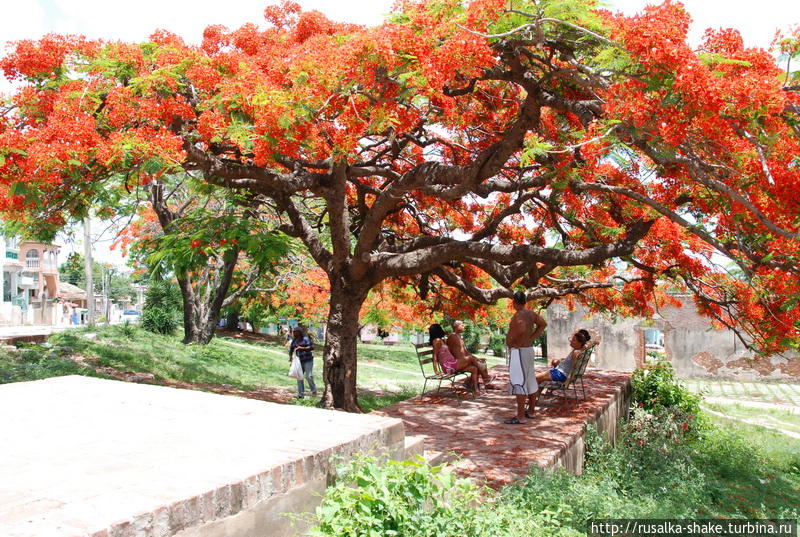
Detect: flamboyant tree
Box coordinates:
(2, 0, 799, 410)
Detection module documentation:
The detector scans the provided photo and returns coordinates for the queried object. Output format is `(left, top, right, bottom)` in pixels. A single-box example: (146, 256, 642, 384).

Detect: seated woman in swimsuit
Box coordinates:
(428, 323, 480, 392)
(535, 329, 592, 385)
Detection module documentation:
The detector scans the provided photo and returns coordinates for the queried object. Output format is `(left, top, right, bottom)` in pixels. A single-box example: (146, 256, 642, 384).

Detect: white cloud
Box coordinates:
(0, 1, 47, 46)
(4, 1, 796, 52)
(609, 0, 800, 49)
(35, 0, 392, 45)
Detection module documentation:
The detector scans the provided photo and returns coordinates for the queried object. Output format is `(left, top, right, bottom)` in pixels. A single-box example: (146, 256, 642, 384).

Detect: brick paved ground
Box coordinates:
(683, 379, 800, 406)
(376, 365, 631, 489)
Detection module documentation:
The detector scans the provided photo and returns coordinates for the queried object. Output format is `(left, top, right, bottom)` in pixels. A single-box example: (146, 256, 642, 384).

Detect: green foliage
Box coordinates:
(311, 407, 799, 537)
(144, 280, 182, 312)
(0, 342, 103, 384)
(141, 307, 178, 336)
(461, 321, 482, 353)
(502, 413, 800, 529)
(120, 321, 136, 339)
(142, 182, 292, 280)
(142, 279, 182, 335)
(631, 360, 701, 417)
(311, 456, 501, 537)
(488, 0, 606, 38)
(59, 252, 134, 299)
(489, 332, 506, 356)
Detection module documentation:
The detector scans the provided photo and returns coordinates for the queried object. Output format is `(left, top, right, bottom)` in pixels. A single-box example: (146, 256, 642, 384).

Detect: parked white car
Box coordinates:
(120, 310, 141, 323)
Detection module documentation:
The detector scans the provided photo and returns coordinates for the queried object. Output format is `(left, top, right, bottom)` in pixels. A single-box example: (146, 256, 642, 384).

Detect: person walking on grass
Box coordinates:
(289, 326, 317, 398)
(505, 291, 547, 425)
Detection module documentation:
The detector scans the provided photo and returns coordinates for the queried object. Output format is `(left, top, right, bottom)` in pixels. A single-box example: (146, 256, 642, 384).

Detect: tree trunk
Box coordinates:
(177, 277, 198, 344)
(179, 292, 224, 345)
(177, 249, 240, 345)
(321, 280, 368, 412)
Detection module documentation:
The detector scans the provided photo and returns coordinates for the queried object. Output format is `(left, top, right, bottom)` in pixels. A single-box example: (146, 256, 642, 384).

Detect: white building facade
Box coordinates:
(0, 234, 25, 325)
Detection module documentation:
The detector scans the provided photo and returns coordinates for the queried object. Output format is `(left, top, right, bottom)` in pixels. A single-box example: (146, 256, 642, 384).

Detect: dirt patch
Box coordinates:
(217, 328, 286, 346)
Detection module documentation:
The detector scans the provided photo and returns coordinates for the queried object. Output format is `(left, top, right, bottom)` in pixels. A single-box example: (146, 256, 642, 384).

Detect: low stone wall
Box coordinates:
(0, 376, 414, 537)
(551, 375, 632, 474)
(173, 425, 408, 537)
(0, 333, 49, 346)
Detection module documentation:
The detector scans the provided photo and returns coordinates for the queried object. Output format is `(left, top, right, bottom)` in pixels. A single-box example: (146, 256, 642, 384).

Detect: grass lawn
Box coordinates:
(0, 325, 503, 411)
(704, 400, 800, 426)
(310, 402, 800, 537)
(683, 377, 800, 405)
(695, 410, 800, 517)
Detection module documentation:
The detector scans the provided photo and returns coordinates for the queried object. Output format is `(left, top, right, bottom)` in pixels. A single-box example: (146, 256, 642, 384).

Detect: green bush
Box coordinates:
(144, 280, 183, 312)
(141, 280, 182, 336)
(141, 307, 178, 335)
(489, 332, 506, 356)
(461, 321, 483, 353)
(308, 410, 799, 537)
(120, 321, 136, 339)
(631, 360, 701, 417)
(311, 456, 501, 537)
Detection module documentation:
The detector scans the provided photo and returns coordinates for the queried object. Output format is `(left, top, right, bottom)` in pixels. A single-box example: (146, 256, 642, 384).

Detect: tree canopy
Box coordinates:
(1, 0, 799, 410)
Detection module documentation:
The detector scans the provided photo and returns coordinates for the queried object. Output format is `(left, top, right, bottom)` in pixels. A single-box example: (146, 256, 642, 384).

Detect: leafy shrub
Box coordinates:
(120, 321, 136, 339)
(144, 280, 183, 312)
(308, 411, 799, 537)
(311, 456, 501, 537)
(142, 280, 181, 335)
(489, 332, 506, 356)
(631, 360, 701, 417)
(461, 321, 483, 353)
(141, 307, 178, 335)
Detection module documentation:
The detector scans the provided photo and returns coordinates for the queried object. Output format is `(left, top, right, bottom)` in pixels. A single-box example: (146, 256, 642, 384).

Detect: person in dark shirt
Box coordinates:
(289, 327, 317, 398)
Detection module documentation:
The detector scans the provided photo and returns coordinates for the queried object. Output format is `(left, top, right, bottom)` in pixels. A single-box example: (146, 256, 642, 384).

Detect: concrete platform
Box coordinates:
(0, 376, 407, 537)
(377, 365, 631, 488)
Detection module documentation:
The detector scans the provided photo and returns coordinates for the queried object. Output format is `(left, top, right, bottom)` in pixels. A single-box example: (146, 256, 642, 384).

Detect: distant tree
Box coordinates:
(119, 178, 291, 344)
(59, 252, 133, 300)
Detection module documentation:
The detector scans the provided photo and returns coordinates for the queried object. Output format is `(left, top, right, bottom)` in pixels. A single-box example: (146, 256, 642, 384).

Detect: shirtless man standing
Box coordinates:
(505, 291, 547, 424)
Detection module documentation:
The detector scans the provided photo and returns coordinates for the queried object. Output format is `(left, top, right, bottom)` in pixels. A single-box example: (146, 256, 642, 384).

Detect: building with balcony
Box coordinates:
(1, 232, 82, 326)
(1, 234, 26, 325)
(18, 242, 61, 302)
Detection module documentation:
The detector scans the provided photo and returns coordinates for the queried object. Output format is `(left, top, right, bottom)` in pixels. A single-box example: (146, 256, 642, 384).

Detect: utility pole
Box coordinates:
(84, 217, 94, 326)
(102, 265, 109, 325)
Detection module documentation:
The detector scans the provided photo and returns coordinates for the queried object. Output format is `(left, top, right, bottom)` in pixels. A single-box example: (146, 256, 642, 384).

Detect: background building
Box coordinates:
(547, 297, 800, 383)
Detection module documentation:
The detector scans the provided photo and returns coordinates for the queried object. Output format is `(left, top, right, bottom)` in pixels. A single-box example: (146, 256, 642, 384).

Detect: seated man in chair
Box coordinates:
(447, 320, 497, 391)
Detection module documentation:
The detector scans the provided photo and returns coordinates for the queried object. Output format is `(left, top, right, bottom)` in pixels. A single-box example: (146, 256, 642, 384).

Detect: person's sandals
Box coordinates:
(525, 411, 535, 419)
(504, 417, 526, 425)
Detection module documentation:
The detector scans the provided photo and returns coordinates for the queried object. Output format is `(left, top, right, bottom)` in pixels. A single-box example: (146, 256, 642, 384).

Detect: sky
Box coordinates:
(1, 0, 798, 265)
